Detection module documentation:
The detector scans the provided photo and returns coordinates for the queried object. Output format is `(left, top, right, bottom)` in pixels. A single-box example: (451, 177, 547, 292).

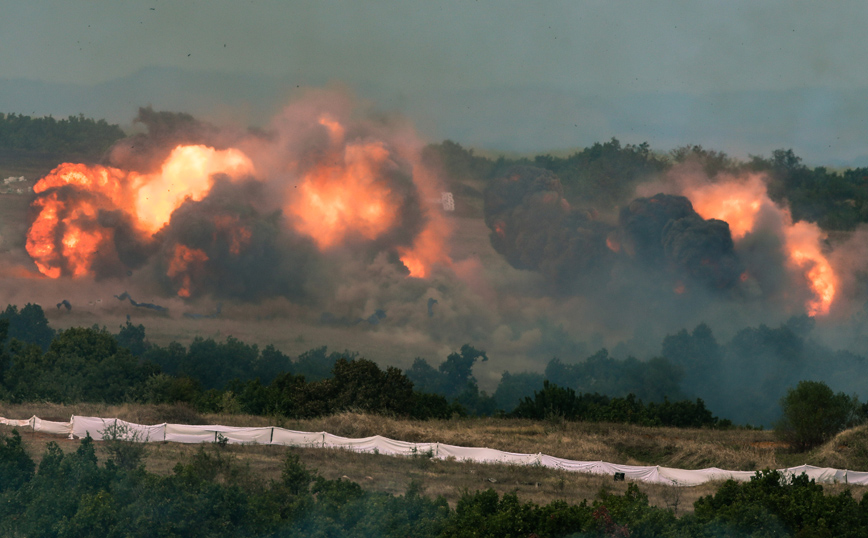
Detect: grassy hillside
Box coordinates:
(3, 403, 866, 515)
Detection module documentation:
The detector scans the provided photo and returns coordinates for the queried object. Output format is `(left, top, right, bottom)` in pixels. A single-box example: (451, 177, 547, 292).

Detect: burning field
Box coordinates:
(4, 91, 868, 400)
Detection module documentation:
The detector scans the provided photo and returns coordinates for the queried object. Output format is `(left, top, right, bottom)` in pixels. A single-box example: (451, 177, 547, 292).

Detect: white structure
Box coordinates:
(3, 414, 866, 487)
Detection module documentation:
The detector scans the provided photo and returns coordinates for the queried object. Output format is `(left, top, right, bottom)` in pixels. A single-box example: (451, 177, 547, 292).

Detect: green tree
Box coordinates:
(776, 380, 857, 451)
(0, 429, 35, 492)
(115, 320, 149, 356)
(0, 303, 55, 351)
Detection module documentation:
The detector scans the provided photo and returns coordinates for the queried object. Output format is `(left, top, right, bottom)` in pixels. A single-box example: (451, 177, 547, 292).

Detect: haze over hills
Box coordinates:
(4, 67, 868, 167)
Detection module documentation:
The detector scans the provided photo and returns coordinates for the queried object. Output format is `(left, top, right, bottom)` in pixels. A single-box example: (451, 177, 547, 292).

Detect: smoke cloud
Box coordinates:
(9, 91, 868, 426)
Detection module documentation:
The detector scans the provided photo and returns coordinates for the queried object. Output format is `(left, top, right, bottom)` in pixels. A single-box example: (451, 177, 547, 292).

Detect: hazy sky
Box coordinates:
(4, 1, 868, 163)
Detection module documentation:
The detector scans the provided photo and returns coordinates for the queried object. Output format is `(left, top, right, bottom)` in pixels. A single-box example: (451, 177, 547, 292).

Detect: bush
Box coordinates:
(775, 380, 858, 451)
(99, 421, 148, 471)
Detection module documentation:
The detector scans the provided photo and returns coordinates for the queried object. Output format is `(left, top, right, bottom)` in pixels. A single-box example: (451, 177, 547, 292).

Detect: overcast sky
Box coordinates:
(4, 1, 868, 164)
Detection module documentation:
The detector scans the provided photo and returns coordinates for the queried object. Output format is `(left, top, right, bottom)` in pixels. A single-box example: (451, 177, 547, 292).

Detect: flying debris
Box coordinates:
(56, 299, 71, 311)
(114, 291, 168, 312)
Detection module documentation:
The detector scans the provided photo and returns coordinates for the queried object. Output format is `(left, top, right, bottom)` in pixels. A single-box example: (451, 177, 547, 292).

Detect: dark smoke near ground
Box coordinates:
(484, 167, 744, 293)
(483, 166, 613, 287)
(154, 178, 319, 302)
(619, 194, 743, 290)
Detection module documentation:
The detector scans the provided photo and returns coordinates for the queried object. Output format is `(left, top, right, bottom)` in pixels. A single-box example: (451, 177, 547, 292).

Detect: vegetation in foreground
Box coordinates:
(3, 426, 868, 537)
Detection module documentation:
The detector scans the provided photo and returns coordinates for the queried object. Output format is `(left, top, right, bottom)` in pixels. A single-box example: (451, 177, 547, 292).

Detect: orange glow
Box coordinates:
(33, 162, 127, 205)
(213, 215, 252, 255)
(26, 145, 254, 285)
(26, 163, 130, 279)
(133, 145, 254, 234)
(25, 193, 63, 278)
(606, 235, 620, 252)
(685, 174, 837, 316)
(683, 174, 766, 240)
(290, 139, 396, 249)
(398, 223, 450, 278)
(167, 244, 209, 298)
(784, 221, 837, 316)
(60, 201, 106, 277)
(674, 282, 686, 294)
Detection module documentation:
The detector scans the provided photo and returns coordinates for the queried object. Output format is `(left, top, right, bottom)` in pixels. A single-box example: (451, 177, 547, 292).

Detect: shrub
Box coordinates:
(775, 380, 858, 451)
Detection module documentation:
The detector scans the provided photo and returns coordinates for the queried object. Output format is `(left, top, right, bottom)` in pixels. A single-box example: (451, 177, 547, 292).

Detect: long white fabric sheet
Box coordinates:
(3, 414, 867, 487)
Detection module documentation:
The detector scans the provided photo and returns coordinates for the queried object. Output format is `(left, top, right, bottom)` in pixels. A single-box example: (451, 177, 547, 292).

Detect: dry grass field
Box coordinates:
(3, 403, 867, 515)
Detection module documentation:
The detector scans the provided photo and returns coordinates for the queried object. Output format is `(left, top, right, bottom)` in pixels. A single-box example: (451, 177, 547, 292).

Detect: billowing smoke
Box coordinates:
(483, 166, 613, 288)
(24, 92, 449, 305)
(11, 91, 868, 427)
(483, 167, 743, 294)
(619, 193, 743, 290)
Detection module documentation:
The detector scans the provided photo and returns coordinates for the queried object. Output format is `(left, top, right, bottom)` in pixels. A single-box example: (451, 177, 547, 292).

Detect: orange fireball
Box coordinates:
(26, 144, 255, 283)
(685, 174, 837, 316)
(290, 139, 397, 249)
(132, 145, 254, 234)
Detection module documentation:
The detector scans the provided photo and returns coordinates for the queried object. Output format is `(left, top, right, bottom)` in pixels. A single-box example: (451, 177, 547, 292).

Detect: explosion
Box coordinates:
(25, 145, 254, 286)
(285, 114, 450, 278)
(683, 174, 838, 316)
(24, 104, 452, 300)
(132, 145, 254, 234)
(26, 163, 129, 279)
(289, 138, 397, 249)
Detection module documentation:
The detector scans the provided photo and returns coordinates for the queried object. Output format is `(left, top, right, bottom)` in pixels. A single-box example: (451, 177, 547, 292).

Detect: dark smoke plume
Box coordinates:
(483, 166, 613, 285)
(619, 194, 743, 289)
(155, 178, 319, 301)
(484, 168, 743, 292)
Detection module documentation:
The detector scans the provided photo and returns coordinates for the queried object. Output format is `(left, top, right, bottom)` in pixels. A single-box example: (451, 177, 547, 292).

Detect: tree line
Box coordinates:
(2, 303, 865, 446)
(425, 139, 868, 232)
(0, 304, 719, 427)
(0, 113, 126, 158)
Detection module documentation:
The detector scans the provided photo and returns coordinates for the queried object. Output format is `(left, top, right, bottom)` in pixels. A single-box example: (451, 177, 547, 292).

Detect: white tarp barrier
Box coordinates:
(71, 416, 115, 440)
(323, 433, 382, 453)
(164, 424, 272, 444)
(782, 465, 849, 485)
(6, 414, 868, 487)
(33, 417, 72, 436)
(271, 428, 325, 447)
(845, 470, 868, 485)
(115, 419, 166, 443)
(216, 426, 272, 445)
(165, 424, 222, 443)
(436, 443, 541, 465)
(0, 416, 35, 428)
(374, 436, 424, 456)
(657, 466, 754, 486)
(540, 455, 612, 474)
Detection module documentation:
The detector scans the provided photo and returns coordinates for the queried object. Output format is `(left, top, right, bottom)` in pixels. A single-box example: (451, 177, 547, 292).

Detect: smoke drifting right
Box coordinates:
(5, 94, 868, 425)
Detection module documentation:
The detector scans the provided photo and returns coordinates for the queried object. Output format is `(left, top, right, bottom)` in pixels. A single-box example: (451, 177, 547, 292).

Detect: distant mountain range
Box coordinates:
(3, 66, 868, 167)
